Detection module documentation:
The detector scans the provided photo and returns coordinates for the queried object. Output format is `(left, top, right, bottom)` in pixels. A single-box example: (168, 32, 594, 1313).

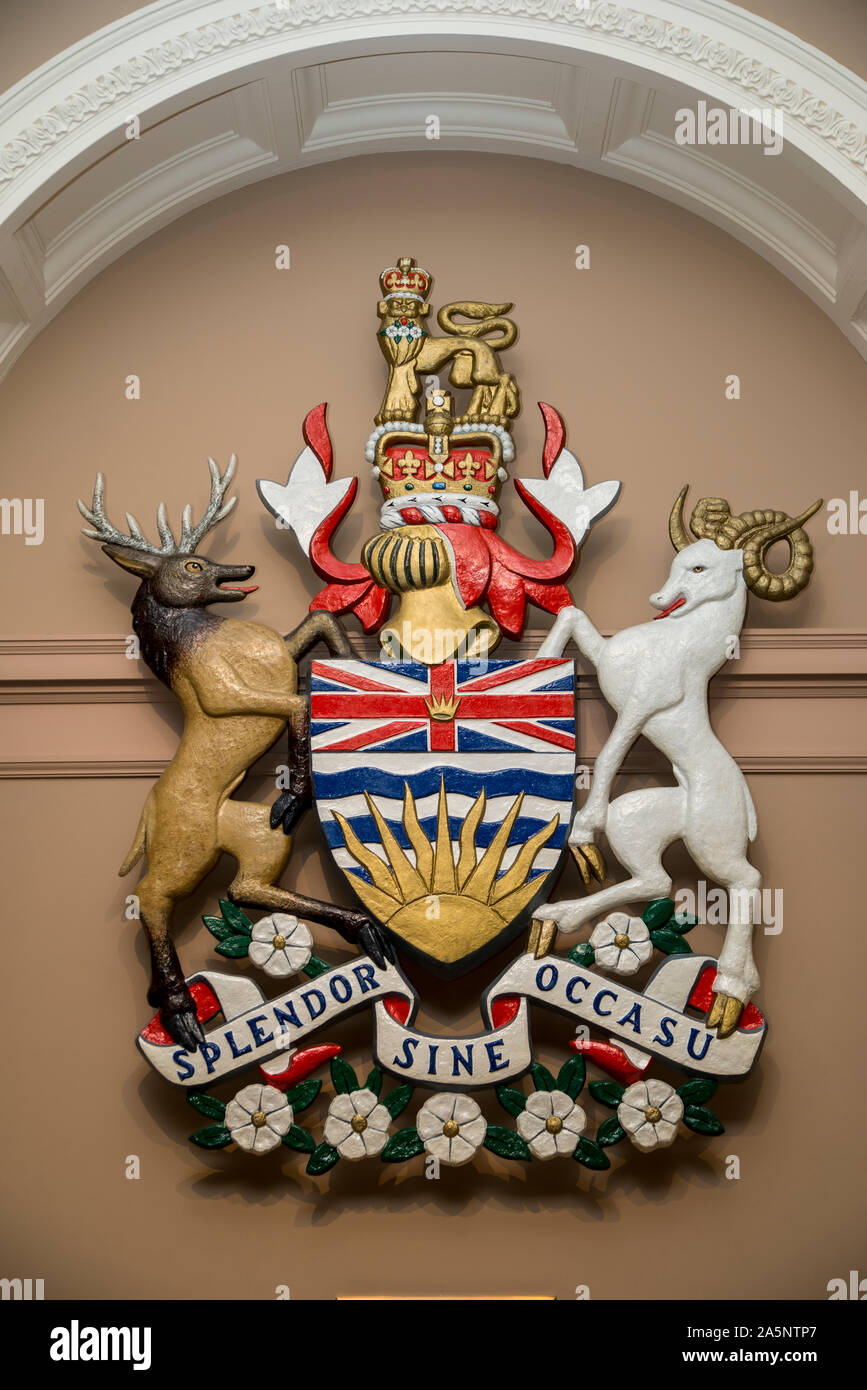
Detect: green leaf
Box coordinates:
(186, 1092, 226, 1121)
(671, 913, 699, 933)
(189, 1123, 231, 1150)
(677, 1078, 718, 1105)
(284, 1080, 321, 1113)
(303, 954, 331, 979)
(683, 1105, 725, 1137)
(495, 1085, 526, 1117)
(217, 899, 253, 937)
(202, 914, 233, 942)
(306, 1142, 340, 1175)
(384, 1084, 413, 1119)
(530, 1062, 556, 1092)
(483, 1126, 531, 1161)
(568, 942, 596, 967)
(596, 1116, 626, 1148)
(650, 928, 692, 956)
(588, 1080, 625, 1108)
(381, 1128, 425, 1163)
(364, 1067, 383, 1097)
(330, 1056, 359, 1094)
(282, 1125, 315, 1153)
(214, 935, 251, 958)
(556, 1054, 586, 1099)
(573, 1137, 611, 1170)
(641, 897, 675, 929)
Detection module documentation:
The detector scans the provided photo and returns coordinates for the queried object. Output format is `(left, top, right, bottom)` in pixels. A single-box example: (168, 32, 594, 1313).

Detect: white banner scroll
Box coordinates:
(483, 952, 766, 1080)
(373, 998, 533, 1089)
(136, 956, 412, 1087)
(137, 949, 765, 1090)
(371, 954, 764, 1088)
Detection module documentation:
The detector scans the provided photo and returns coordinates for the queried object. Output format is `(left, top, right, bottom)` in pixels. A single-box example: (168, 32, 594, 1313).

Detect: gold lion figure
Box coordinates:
(376, 257, 520, 426)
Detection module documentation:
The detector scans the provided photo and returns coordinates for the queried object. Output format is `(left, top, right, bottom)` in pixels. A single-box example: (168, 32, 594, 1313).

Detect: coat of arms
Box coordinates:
(78, 256, 819, 1175)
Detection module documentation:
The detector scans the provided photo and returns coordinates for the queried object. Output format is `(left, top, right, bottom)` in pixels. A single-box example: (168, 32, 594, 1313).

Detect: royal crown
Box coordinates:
(370, 391, 512, 519)
(380, 257, 431, 301)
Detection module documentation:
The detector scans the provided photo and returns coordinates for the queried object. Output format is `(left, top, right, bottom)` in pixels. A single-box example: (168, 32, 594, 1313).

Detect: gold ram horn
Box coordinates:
(668, 488, 823, 601)
(689, 496, 734, 541)
(668, 484, 693, 551)
(730, 499, 823, 602)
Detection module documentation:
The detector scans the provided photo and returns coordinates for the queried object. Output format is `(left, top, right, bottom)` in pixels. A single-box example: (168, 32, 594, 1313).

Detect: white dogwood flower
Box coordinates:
(516, 1089, 587, 1159)
(324, 1089, 391, 1159)
(225, 1084, 294, 1154)
(416, 1093, 487, 1166)
(590, 913, 653, 975)
(384, 321, 422, 341)
(617, 1080, 684, 1151)
(248, 914, 312, 978)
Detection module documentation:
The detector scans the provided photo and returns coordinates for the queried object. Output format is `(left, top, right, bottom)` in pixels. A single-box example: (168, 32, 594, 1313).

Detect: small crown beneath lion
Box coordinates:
(380, 256, 430, 301)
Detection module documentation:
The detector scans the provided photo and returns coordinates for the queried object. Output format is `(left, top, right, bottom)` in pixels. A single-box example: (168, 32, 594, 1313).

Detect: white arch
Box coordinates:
(0, 0, 865, 377)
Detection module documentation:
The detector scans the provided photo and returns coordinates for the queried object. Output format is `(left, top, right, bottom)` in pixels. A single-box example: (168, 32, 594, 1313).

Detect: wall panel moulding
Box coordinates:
(0, 629, 864, 778)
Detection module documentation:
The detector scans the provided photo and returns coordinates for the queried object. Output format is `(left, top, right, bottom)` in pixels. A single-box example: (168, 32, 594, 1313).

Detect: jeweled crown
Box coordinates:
(380, 257, 430, 301)
(372, 392, 511, 504)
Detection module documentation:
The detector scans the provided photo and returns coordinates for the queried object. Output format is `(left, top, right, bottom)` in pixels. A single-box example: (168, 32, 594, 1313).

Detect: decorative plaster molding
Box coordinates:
(0, 0, 864, 377)
(1, 2, 865, 193)
(2, 754, 862, 779)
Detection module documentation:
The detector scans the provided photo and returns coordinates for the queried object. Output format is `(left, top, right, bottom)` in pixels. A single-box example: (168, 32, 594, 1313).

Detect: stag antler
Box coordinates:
(177, 455, 237, 550)
(78, 456, 237, 555)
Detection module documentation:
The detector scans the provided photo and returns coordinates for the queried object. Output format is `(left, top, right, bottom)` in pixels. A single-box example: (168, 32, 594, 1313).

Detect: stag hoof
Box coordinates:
(707, 992, 743, 1039)
(360, 920, 396, 970)
(270, 790, 306, 836)
(330, 909, 395, 968)
(159, 996, 206, 1053)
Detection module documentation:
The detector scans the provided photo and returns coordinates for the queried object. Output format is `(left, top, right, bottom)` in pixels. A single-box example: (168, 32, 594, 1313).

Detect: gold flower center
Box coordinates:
(251, 1111, 268, 1128)
(645, 1105, 662, 1124)
(272, 935, 286, 950)
(614, 932, 630, 949)
(545, 1116, 563, 1134)
(350, 1114, 368, 1133)
(442, 1120, 460, 1138)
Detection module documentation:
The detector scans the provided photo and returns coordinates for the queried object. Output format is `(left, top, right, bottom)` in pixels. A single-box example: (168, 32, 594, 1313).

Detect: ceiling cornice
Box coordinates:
(0, 0, 864, 376)
(2, 2, 864, 202)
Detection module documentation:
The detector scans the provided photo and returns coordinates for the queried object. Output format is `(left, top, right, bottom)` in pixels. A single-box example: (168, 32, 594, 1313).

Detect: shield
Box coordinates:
(310, 657, 577, 974)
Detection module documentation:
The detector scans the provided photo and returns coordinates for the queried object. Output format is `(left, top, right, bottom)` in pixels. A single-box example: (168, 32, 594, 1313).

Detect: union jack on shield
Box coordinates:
(310, 657, 577, 973)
